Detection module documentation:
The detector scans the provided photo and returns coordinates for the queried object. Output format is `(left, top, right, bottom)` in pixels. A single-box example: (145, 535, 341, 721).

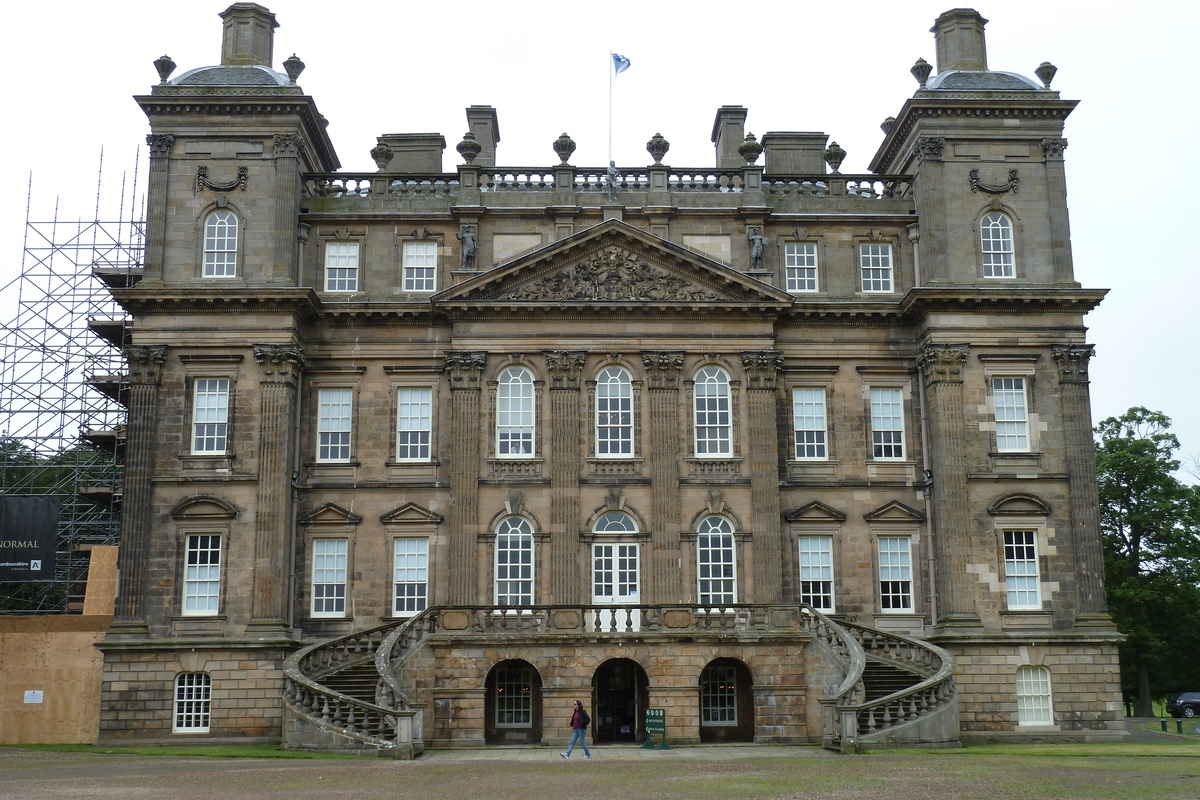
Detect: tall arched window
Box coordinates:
(595, 366, 633, 457)
(694, 366, 731, 457)
(981, 212, 1014, 278)
(174, 672, 212, 732)
(203, 209, 239, 278)
(494, 516, 534, 605)
(496, 366, 534, 457)
(1015, 665, 1053, 725)
(697, 515, 736, 605)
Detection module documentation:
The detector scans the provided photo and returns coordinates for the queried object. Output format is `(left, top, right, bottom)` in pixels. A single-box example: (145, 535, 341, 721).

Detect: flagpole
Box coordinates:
(608, 52, 613, 164)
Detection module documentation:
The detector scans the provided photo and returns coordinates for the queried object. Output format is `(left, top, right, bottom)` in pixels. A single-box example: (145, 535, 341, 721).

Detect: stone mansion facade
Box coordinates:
(98, 4, 1125, 752)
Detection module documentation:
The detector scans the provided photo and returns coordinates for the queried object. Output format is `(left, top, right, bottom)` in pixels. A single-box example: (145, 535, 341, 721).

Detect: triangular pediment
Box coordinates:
(784, 500, 848, 523)
(298, 502, 363, 526)
(380, 502, 444, 525)
(435, 219, 793, 311)
(863, 500, 926, 523)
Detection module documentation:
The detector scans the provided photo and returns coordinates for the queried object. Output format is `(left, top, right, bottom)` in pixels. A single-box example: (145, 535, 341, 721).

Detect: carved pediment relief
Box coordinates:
(863, 500, 926, 523)
(784, 500, 848, 523)
(170, 495, 239, 520)
(987, 492, 1051, 516)
(436, 219, 792, 309)
(380, 501, 444, 525)
(299, 502, 363, 526)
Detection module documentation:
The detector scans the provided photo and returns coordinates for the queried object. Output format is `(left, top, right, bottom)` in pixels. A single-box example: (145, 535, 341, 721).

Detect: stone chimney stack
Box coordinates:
(220, 3, 279, 66)
(465, 106, 501, 167)
(931, 8, 988, 73)
(711, 106, 748, 169)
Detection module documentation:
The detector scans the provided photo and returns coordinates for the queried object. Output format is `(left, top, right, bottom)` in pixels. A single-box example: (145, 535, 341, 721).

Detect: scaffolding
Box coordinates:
(0, 152, 143, 613)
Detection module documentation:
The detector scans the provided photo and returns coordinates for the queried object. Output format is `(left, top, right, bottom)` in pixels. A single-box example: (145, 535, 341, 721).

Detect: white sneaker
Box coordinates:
(585, 754, 592, 759)
(560, 752, 568, 759)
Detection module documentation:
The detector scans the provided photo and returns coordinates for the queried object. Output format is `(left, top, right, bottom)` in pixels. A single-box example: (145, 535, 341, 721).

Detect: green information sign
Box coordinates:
(642, 708, 671, 750)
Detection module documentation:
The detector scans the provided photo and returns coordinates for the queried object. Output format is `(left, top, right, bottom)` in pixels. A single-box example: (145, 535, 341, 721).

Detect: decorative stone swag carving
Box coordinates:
(1051, 343, 1094, 383)
(500, 246, 721, 302)
(640, 351, 685, 389)
(125, 345, 167, 385)
(969, 168, 1018, 195)
(916, 136, 945, 163)
(1041, 137, 1068, 159)
(916, 344, 969, 383)
(252, 344, 305, 383)
(197, 165, 248, 192)
(740, 351, 784, 390)
(544, 350, 587, 389)
(444, 351, 487, 389)
(146, 133, 174, 158)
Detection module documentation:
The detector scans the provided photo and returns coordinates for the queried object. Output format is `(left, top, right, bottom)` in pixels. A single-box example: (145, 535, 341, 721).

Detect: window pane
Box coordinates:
(396, 387, 432, 461)
(1004, 530, 1040, 609)
(878, 536, 912, 611)
(859, 243, 893, 292)
(694, 366, 731, 457)
(174, 672, 212, 732)
(697, 516, 736, 605)
(393, 538, 428, 615)
(981, 212, 1015, 278)
(785, 242, 818, 292)
(192, 378, 229, 454)
(403, 241, 437, 292)
(312, 538, 347, 616)
(993, 377, 1029, 452)
(701, 664, 738, 724)
(203, 210, 237, 278)
(183, 534, 221, 615)
(495, 517, 533, 605)
(792, 387, 827, 459)
(870, 387, 904, 460)
(317, 388, 353, 461)
(324, 242, 359, 292)
(1016, 665, 1053, 725)
(798, 536, 834, 611)
(497, 367, 534, 456)
(495, 666, 533, 727)
(595, 366, 633, 457)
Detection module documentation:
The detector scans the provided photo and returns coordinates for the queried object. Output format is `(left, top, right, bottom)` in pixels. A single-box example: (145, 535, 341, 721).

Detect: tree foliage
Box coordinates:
(1096, 407, 1200, 713)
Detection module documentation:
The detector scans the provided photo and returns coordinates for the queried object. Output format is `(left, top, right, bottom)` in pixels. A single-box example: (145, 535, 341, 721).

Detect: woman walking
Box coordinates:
(560, 700, 591, 759)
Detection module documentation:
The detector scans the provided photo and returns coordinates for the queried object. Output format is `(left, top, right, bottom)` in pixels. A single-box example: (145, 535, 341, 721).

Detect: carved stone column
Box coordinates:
(641, 351, 685, 603)
(248, 344, 304, 632)
(545, 351, 587, 603)
(916, 344, 979, 627)
(446, 351, 487, 604)
(913, 137, 948, 283)
(741, 351, 784, 602)
(1042, 138, 1074, 283)
(110, 346, 167, 634)
(1052, 344, 1109, 622)
(143, 134, 174, 284)
(271, 133, 303, 283)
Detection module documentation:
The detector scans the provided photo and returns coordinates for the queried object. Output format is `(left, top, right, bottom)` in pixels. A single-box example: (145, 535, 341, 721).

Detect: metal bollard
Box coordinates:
(1161, 719, 1168, 732)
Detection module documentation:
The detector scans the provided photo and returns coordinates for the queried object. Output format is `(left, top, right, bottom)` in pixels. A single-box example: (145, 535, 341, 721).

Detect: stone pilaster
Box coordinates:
(446, 351, 487, 604)
(740, 351, 784, 602)
(1041, 138, 1074, 282)
(142, 134, 174, 284)
(916, 343, 979, 627)
(1052, 344, 1110, 622)
(109, 345, 167, 635)
(544, 351, 587, 604)
(248, 344, 304, 632)
(641, 351, 685, 603)
(271, 133, 303, 283)
(913, 137, 948, 283)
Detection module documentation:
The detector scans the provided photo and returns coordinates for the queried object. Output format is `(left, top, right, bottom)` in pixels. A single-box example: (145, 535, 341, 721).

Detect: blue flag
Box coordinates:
(612, 53, 631, 75)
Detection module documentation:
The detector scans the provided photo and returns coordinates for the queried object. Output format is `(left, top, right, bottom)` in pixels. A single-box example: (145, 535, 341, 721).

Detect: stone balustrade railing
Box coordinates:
(763, 176, 913, 199)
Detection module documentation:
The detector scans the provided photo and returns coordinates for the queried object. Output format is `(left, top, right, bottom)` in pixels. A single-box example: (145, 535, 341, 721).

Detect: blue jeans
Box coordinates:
(565, 727, 590, 757)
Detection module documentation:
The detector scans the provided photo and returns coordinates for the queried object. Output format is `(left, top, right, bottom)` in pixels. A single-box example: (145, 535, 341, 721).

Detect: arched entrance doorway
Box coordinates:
(699, 658, 754, 742)
(484, 659, 542, 744)
(592, 658, 648, 744)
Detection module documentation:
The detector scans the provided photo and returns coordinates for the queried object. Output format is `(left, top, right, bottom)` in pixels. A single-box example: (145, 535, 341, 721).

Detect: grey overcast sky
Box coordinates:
(3, 0, 1197, 472)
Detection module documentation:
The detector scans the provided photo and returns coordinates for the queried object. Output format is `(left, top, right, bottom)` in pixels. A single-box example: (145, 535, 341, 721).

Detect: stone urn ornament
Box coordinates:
(646, 132, 670, 165)
(370, 143, 393, 172)
(154, 54, 176, 84)
(738, 133, 763, 165)
(456, 132, 482, 164)
(283, 54, 305, 84)
(552, 133, 577, 165)
(824, 141, 846, 174)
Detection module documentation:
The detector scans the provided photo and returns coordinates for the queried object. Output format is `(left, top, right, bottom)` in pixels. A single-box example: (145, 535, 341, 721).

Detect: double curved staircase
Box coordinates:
(282, 604, 957, 756)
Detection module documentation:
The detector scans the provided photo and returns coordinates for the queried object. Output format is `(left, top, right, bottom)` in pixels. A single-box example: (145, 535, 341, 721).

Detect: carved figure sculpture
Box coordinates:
(747, 226, 768, 269)
(457, 224, 477, 269)
(605, 161, 620, 204)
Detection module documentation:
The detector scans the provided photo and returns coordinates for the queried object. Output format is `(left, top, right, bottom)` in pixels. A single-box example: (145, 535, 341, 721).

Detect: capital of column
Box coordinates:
(1051, 343, 1094, 383)
(640, 351, 685, 390)
(253, 344, 305, 384)
(1041, 137, 1068, 160)
(916, 343, 969, 384)
(444, 351, 488, 390)
(273, 133, 303, 158)
(124, 345, 168, 385)
(739, 351, 783, 390)
(146, 133, 175, 158)
(544, 350, 588, 390)
(916, 136, 945, 163)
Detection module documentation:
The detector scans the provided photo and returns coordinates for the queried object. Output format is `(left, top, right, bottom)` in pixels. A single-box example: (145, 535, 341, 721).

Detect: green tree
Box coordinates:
(1096, 407, 1200, 716)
